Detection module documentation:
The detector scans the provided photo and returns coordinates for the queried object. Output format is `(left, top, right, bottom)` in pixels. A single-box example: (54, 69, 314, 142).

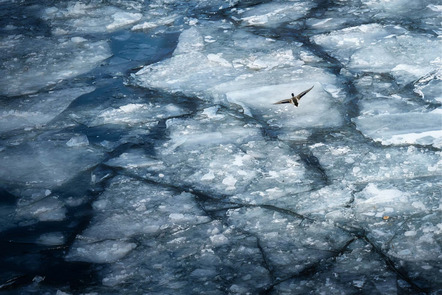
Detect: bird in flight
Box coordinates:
(273, 86, 314, 107)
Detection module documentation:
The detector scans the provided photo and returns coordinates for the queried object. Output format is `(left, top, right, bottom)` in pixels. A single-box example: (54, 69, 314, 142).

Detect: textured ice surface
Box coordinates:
(91, 102, 188, 126)
(313, 24, 441, 84)
(313, 24, 442, 148)
(1, 0, 441, 294)
(238, 1, 314, 27)
(0, 36, 111, 97)
(0, 133, 105, 190)
(133, 23, 346, 131)
(43, 2, 143, 34)
(105, 107, 312, 201)
(354, 110, 442, 148)
(0, 87, 95, 133)
(309, 131, 441, 185)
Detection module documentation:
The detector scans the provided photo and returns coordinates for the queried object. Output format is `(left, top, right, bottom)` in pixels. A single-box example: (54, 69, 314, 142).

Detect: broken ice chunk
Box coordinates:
(240, 1, 314, 27)
(66, 135, 89, 147)
(313, 24, 441, 84)
(0, 36, 111, 97)
(67, 240, 137, 263)
(0, 87, 95, 133)
(353, 111, 442, 148)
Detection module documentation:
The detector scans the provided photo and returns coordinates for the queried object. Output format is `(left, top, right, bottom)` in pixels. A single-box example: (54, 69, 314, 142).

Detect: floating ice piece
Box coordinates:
(105, 149, 163, 169)
(354, 111, 442, 148)
(0, 138, 105, 189)
(240, 1, 314, 27)
(0, 36, 111, 97)
(133, 24, 345, 130)
(312, 24, 402, 63)
(226, 81, 343, 129)
(413, 69, 442, 103)
(350, 180, 442, 286)
(131, 15, 178, 30)
(43, 3, 142, 34)
(66, 135, 89, 147)
(106, 12, 142, 31)
(70, 176, 210, 242)
(0, 87, 95, 133)
(37, 232, 66, 246)
(273, 238, 398, 294)
(67, 240, 137, 263)
(16, 196, 66, 222)
(91, 103, 188, 126)
(99, 220, 270, 292)
(309, 131, 441, 185)
(362, 0, 434, 16)
(313, 24, 441, 84)
(227, 207, 352, 276)
(201, 105, 224, 119)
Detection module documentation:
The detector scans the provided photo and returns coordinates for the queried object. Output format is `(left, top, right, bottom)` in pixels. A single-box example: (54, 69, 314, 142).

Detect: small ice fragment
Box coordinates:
(71, 36, 87, 43)
(68, 240, 137, 263)
(222, 175, 237, 189)
(398, 249, 412, 256)
(210, 234, 229, 246)
(201, 171, 215, 181)
(404, 231, 417, 237)
(37, 232, 65, 246)
(202, 106, 223, 119)
(66, 135, 89, 147)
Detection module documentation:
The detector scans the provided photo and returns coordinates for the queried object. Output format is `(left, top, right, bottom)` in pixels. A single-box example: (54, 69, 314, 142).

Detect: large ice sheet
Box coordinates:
(313, 24, 441, 84)
(350, 76, 442, 148)
(133, 23, 345, 130)
(313, 24, 442, 147)
(350, 182, 442, 290)
(309, 131, 441, 185)
(353, 110, 442, 148)
(227, 207, 353, 277)
(105, 106, 312, 201)
(67, 175, 271, 293)
(68, 176, 210, 243)
(100, 221, 271, 293)
(226, 81, 343, 130)
(0, 36, 111, 97)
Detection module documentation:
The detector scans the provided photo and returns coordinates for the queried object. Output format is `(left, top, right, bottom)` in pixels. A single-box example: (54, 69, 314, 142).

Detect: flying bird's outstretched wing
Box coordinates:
(273, 99, 292, 105)
(296, 85, 314, 101)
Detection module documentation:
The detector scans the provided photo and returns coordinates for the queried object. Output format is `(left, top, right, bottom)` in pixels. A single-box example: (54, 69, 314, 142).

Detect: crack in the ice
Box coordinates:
(259, 236, 358, 294)
(361, 234, 429, 294)
(331, 220, 430, 294)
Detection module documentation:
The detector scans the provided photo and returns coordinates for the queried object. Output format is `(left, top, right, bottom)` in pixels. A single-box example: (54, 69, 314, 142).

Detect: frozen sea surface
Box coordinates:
(0, 0, 441, 294)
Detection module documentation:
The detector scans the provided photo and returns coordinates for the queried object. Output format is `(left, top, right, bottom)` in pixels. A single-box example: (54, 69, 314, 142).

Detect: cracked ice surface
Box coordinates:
(133, 23, 346, 133)
(0, 0, 441, 294)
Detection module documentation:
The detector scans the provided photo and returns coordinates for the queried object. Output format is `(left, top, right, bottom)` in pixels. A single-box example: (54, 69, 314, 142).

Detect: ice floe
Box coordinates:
(133, 23, 346, 131)
(0, 87, 95, 133)
(0, 36, 110, 97)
